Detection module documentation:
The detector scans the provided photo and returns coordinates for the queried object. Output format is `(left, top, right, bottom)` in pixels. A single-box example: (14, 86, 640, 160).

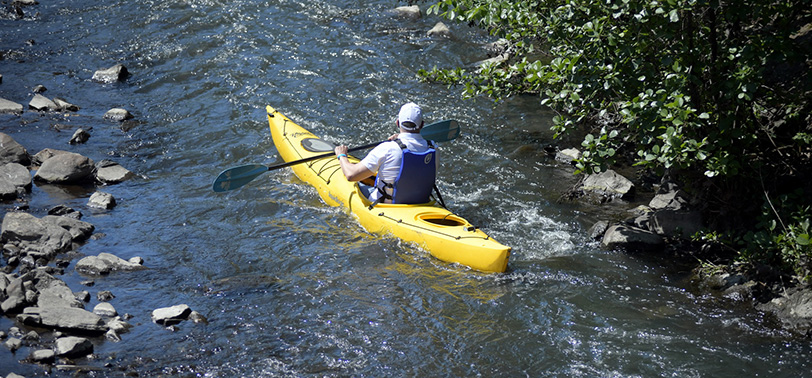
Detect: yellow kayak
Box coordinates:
(267, 105, 510, 273)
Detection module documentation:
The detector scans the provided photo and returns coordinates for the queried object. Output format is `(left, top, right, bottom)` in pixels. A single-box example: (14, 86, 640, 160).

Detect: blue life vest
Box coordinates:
(374, 139, 436, 204)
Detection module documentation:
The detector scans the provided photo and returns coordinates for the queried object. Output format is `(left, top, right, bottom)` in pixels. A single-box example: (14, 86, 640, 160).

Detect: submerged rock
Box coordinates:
(427, 22, 452, 38)
(103, 108, 133, 122)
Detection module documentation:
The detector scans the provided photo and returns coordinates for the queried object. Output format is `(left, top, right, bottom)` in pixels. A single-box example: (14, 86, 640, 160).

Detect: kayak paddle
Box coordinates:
(212, 119, 460, 192)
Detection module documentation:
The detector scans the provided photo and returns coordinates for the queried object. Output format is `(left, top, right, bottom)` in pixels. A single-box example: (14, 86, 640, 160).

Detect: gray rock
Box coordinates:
(103, 108, 133, 122)
(53, 97, 79, 112)
(0, 163, 32, 191)
(69, 128, 90, 144)
(189, 310, 208, 324)
(1, 277, 27, 313)
(32, 84, 46, 93)
(87, 191, 116, 209)
(587, 220, 609, 240)
(106, 316, 133, 334)
(0, 180, 16, 201)
(152, 304, 192, 325)
(649, 190, 691, 210)
(18, 306, 108, 333)
(757, 288, 812, 334)
(75, 253, 143, 275)
(601, 224, 665, 252)
(33, 152, 94, 184)
(31, 148, 68, 166)
(427, 22, 452, 38)
(74, 290, 90, 302)
(93, 302, 117, 317)
(30, 348, 55, 363)
(4, 337, 22, 352)
(128, 256, 144, 265)
(0, 97, 24, 115)
(582, 170, 635, 199)
(55, 336, 93, 358)
(649, 209, 703, 238)
(392, 5, 421, 20)
(96, 290, 114, 302)
(555, 148, 581, 164)
(28, 94, 59, 111)
(1, 212, 73, 258)
(92, 64, 129, 83)
(32, 271, 83, 309)
(0, 133, 31, 166)
(42, 215, 94, 241)
(94, 160, 133, 184)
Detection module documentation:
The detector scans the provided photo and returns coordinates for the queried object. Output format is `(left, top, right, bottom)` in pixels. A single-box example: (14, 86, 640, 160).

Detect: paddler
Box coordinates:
(334, 102, 439, 205)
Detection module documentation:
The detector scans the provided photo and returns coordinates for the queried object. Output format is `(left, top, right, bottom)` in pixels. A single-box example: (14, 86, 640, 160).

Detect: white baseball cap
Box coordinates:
(397, 102, 423, 130)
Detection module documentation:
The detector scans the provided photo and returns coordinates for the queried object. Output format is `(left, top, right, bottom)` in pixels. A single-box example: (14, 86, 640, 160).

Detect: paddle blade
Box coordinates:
(421, 119, 461, 143)
(212, 164, 269, 192)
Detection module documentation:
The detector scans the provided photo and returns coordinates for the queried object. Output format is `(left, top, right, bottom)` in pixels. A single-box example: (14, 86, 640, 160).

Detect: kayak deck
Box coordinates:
(267, 105, 510, 273)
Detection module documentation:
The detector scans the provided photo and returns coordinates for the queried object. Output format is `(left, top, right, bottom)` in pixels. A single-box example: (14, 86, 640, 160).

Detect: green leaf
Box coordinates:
(669, 9, 679, 22)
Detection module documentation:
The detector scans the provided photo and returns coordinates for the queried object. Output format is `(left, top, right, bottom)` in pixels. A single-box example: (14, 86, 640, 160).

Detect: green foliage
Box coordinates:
(738, 191, 812, 281)
(421, 0, 811, 177)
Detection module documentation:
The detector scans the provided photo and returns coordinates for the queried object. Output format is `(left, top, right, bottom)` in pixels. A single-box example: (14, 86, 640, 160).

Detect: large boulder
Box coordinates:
(601, 224, 665, 252)
(582, 170, 635, 200)
(0, 133, 31, 166)
(33, 272, 84, 308)
(1, 276, 28, 314)
(0, 97, 24, 114)
(649, 209, 703, 238)
(1, 212, 74, 258)
(0, 163, 32, 192)
(18, 306, 108, 333)
(33, 152, 94, 184)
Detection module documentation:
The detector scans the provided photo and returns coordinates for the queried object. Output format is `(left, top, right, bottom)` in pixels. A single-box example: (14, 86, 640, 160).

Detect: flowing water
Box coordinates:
(1, 0, 810, 376)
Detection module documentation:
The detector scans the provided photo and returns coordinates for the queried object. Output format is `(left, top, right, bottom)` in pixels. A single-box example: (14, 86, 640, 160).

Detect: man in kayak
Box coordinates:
(334, 102, 438, 205)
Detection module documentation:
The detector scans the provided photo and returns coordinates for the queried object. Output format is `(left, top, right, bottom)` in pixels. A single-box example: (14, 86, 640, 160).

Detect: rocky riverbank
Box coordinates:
(1, 64, 207, 375)
(553, 147, 812, 336)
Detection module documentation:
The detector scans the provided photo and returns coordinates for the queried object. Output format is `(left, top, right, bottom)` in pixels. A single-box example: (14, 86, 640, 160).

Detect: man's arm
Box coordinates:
(334, 145, 374, 182)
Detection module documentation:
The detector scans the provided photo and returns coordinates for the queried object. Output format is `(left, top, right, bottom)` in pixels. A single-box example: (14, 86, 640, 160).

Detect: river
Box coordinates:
(1, 0, 810, 376)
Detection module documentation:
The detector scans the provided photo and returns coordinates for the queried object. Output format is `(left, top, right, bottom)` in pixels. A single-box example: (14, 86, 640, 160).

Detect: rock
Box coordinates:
(106, 316, 132, 334)
(1, 276, 28, 313)
(0, 180, 16, 200)
(0, 133, 31, 166)
(32, 85, 47, 93)
(96, 290, 114, 302)
(601, 224, 665, 252)
(587, 220, 609, 240)
(128, 256, 143, 265)
(48, 204, 83, 219)
(4, 337, 22, 352)
(0, 97, 24, 115)
(94, 160, 133, 184)
(392, 5, 421, 20)
(30, 348, 55, 363)
(92, 64, 129, 83)
(1, 212, 74, 258)
(189, 310, 208, 324)
(35, 272, 84, 308)
(93, 302, 117, 317)
(757, 287, 812, 334)
(649, 190, 691, 210)
(74, 290, 90, 302)
(33, 152, 95, 184)
(103, 108, 133, 122)
(53, 97, 79, 112)
(69, 128, 90, 144)
(649, 209, 703, 238)
(152, 304, 192, 326)
(0, 163, 32, 192)
(31, 148, 69, 166)
(18, 306, 108, 333)
(42, 215, 94, 241)
(87, 191, 116, 209)
(28, 94, 59, 111)
(75, 253, 143, 275)
(55, 336, 93, 358)
(427, 22, 452, 38)
(582, 170, 635, 200)
(555, 148, 581, 164)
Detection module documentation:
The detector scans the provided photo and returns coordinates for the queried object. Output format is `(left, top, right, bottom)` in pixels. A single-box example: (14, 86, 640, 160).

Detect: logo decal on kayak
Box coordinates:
(424, 154, 432, 165)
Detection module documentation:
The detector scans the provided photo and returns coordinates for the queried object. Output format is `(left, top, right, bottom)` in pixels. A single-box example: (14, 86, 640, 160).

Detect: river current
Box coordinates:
(1, 0, 810, 376)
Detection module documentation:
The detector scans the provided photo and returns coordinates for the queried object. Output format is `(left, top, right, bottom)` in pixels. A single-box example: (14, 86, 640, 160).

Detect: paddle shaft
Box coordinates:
(265, 141, 379, 172)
